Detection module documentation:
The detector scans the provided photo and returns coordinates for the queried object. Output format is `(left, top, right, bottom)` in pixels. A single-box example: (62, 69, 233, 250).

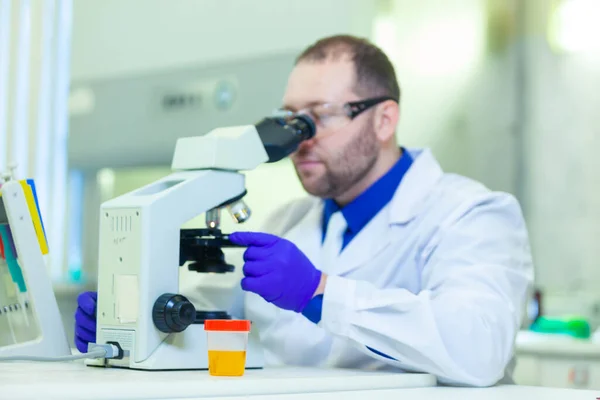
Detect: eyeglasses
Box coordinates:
(272, 96, 397, 135)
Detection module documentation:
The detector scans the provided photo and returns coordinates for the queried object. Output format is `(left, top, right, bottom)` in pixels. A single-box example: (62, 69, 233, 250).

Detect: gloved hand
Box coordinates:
(229, 232, 321, 313)
(74, 291, 97, 353)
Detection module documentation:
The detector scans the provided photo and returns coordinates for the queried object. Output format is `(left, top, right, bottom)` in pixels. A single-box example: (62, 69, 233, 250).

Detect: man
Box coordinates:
(75, 35, 533, 386)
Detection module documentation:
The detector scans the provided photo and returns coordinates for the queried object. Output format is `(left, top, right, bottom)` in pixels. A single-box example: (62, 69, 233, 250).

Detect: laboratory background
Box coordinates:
(1, 0, 600, 391)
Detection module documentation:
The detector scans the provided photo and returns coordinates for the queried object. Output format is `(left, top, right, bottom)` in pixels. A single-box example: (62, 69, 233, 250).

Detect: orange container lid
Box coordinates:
(204, 319, 251, 332)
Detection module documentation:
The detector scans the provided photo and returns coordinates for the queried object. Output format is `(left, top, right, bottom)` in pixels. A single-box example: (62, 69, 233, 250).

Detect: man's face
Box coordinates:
(283, 60, 379, 199)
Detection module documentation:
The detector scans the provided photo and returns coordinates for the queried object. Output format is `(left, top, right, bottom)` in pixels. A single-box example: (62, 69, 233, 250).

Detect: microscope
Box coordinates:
(86, 115, 315, 370)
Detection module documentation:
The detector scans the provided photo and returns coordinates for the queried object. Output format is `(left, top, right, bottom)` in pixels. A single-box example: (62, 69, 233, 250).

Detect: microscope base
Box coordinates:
(85, 323, 264, 370)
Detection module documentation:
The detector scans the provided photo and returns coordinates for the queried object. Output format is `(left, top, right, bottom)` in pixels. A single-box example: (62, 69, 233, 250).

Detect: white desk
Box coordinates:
(2, 362, 434, 399)
(516, 331, 600, 357)
(515, 331, 600, 389)
(0, 362, 597, 400)
(188, 386, 599, 400)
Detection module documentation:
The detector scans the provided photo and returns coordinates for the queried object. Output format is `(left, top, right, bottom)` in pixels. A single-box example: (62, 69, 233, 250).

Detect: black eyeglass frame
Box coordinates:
(344, 96, 398, 119)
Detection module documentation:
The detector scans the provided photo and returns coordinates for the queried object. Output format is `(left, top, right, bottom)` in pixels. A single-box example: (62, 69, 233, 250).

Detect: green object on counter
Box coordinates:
(530, 316, 591, 339)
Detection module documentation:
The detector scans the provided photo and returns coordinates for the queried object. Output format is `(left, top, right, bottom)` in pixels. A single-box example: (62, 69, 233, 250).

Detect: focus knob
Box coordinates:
(152, 293, 196, 333)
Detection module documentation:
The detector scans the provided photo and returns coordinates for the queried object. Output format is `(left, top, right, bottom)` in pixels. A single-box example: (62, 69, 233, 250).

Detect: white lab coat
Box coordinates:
(241, 148, 534, 387)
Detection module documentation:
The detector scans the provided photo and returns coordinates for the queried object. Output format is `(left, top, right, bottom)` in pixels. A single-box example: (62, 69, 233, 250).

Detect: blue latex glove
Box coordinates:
(229, 232, 322, 313)
(74, 291, 97, 353)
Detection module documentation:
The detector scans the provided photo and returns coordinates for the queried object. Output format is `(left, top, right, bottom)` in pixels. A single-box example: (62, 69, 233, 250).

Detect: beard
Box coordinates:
(293, 119, 379, 199)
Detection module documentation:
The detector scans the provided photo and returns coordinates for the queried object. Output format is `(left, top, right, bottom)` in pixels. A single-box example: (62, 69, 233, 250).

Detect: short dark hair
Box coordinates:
(295, 35, 400, 102)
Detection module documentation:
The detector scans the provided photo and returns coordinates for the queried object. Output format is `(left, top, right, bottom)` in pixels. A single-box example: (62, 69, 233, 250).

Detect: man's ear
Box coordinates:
(373, 100, 399, 142)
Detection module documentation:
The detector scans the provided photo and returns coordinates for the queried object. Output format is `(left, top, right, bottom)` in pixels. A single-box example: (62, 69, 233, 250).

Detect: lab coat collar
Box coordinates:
(330, 148, 443, 277)
(388, 148, 444, 225)
(321, 148, 413, 242)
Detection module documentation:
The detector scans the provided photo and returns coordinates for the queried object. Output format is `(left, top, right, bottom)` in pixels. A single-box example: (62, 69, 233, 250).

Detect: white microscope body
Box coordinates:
(88, 116, 315, 370)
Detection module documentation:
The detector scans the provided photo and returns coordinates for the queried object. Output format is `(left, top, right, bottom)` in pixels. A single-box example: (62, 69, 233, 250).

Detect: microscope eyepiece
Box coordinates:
(255, 114, 317, 163)
(283, 114, 316, 141)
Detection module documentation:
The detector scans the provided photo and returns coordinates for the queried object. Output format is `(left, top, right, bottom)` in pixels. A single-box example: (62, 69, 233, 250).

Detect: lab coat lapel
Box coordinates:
(331, 148, 444, 276)
(389, 148, 444, 224)
(333, 211, 392, 276)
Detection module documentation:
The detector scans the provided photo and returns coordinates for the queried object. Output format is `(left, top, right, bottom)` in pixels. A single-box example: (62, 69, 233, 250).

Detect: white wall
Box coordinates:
(70, 0, 376, 81)
(522, 1, 600, 306)
(377, 0, 520, 194)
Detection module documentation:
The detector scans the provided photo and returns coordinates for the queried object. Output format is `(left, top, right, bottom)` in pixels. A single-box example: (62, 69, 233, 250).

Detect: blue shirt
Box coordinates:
(302, 149, 413, 324)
